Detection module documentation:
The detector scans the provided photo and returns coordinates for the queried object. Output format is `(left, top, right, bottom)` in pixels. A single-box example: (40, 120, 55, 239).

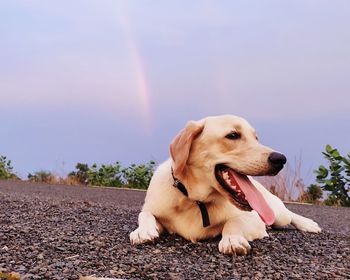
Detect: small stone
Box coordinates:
(16, 265, 27, 272)
(152, 249, 161, 254)
(110, 269, 126, 276)
(37, 253, 44, 260)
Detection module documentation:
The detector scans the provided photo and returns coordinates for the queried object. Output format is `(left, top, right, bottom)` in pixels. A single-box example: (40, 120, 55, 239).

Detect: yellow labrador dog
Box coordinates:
(130, 115, 321, 255)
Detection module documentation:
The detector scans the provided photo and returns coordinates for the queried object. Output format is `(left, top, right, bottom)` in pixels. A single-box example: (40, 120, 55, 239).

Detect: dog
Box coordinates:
(130, 115, 321, 255)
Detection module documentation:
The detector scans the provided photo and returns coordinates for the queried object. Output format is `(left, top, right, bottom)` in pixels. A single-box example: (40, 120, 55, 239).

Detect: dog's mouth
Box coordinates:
(215, 164, 275, 225)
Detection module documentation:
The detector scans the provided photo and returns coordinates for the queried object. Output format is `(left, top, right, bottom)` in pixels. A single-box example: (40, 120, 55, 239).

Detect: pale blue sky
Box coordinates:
(0, 1, 349, 183)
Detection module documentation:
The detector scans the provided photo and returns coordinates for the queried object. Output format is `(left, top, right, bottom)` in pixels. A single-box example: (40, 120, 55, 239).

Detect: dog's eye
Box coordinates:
(226, 132, 241, 140)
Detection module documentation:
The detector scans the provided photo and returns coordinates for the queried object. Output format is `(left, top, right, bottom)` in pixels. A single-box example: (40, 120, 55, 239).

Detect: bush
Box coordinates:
(87, 162, 123, 187)
(315, 145, 350, 207)
(66, 161, 156, 189)
(68, 163, 89, 184)
(304, 184, 323, 203)
(324, 194, 342, 206)
(122, 161, 156, 189)
(28, 170, 56, 183)
(0, 155, 16, 180)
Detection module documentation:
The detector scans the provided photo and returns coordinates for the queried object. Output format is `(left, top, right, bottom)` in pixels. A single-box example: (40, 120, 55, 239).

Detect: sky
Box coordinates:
(0, 0, 349, 184)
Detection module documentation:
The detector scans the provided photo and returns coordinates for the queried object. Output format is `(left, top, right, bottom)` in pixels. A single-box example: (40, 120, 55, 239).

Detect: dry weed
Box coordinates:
(256, 155, 306, 202)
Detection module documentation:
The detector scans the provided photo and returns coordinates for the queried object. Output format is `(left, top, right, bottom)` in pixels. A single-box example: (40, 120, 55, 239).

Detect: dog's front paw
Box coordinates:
(291, 214, 321, 233)
(218, 234, 251, 255)
(130, 211, 163, 245)
(129, 226, 159, 245)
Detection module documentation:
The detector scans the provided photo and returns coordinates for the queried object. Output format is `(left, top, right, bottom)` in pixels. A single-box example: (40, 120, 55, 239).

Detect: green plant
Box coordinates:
(0, 155, 16, 180)
(66, 161, 156, 189)
(87, 162, 123, 187)
(122, 160, 156, 189)
(68, 163, 89, 184)
(28, 170, 55, 183)
(315, 145, 350, 207)
(324, 194, 342, 206)
(305, 184, 323, 203)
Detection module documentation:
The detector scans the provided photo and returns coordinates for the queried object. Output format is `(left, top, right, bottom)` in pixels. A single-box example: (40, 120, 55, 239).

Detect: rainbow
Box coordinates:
(117, 3, 153, 131)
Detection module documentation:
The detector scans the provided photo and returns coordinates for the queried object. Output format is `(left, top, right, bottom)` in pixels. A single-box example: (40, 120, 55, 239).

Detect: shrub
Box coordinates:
(67, 161, 156, 189)
(324, 194, 342, 206)
(0, 155, 16, 180)
(315, 145, 350, 207)
(68, 163, 89, 184)
(87, 162, 123, 187)
(58, 175, 81, 186)
(122, 160, 156, 189)
(304, 184, 323, 203)
(28, 170, 56, 183)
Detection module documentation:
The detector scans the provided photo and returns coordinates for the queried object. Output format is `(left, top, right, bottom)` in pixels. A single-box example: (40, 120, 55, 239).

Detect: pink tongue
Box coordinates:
(228, 170, 275, 225)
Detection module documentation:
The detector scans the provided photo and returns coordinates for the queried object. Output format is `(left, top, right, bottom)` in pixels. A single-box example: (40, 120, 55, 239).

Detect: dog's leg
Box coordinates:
(219, 211, 268, 255)
(288, 211, 321, 233)
(266, 194, 321, 233)
(250, 178, 321, 232)
(261, 192, 321, 233)
(130, 211, 164, 245)
(271, 204, 321, 233)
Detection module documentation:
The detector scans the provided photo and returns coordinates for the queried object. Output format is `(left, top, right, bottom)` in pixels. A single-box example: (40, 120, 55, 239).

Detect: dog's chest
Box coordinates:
(157, 201, 228, 242)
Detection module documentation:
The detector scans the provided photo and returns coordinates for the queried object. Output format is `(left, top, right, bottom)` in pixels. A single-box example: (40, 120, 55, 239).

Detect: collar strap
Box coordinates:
(171, 168, 210, 228)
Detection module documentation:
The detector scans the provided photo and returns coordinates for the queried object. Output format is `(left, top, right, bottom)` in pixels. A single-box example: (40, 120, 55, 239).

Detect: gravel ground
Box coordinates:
(0, 180, 349, 280)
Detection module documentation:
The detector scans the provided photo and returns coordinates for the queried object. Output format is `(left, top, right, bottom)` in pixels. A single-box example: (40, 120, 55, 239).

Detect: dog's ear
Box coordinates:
(170, 120, 204, 178)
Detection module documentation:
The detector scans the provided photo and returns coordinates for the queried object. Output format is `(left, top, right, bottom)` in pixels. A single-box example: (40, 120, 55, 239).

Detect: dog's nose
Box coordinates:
(268, 152, 287, 166)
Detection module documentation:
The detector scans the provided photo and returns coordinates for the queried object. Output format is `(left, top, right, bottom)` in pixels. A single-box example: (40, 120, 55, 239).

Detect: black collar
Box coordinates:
(171, 168, 210, 228)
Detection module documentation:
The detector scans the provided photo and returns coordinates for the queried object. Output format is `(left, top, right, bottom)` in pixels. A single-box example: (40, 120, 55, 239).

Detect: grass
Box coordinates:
(256, 155, 307, 202)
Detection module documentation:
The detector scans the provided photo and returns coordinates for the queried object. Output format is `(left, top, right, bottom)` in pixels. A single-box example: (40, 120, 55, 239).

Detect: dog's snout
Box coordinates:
(268, 152, 287, 166)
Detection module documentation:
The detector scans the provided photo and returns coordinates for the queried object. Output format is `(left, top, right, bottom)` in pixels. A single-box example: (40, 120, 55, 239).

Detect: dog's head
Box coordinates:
(170, 115, 286, 225)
